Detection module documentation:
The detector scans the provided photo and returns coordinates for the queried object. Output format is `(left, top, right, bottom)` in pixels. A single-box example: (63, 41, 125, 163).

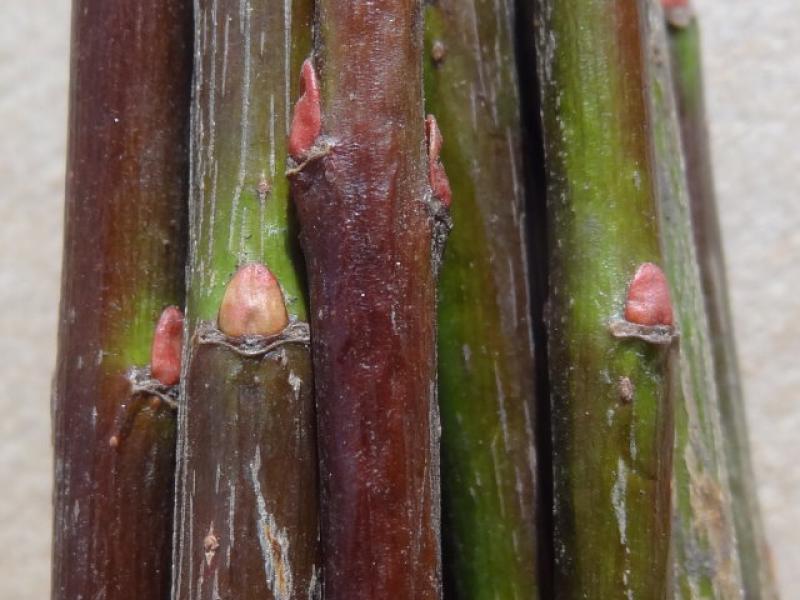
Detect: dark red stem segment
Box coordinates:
(52, 1, 192, 598)
(174, 332, 319, 600)
(288, 2, 441, 598)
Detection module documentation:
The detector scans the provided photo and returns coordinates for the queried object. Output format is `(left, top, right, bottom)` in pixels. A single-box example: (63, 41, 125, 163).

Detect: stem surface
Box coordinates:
(53, 1, 192, 598)
(666, 6, 778, 598)
(289, 2, 443, 597)
(423, 1, 539, 597)
(172, 1, 319, 598)
(643, 3, 745, 597)
(531, 1, 675, 597)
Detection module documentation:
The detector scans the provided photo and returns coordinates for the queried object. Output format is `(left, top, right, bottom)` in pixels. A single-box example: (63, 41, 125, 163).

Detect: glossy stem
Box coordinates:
(288, 1, 443, 598)
(423, 1, 539, 597)
(52, 1, 192, 598)
(531, 0, 675, 597)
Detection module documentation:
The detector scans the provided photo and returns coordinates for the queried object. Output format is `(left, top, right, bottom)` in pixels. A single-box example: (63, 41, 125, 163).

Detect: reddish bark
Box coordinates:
(288, 2, 443, 597)
(52, 1, 192, 598)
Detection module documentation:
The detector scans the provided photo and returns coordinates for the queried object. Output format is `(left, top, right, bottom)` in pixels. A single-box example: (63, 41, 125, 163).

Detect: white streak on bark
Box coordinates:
(494, 360, 510, 450)
(612, 457, 628, 547)
(249, 447, 294, 599)
(229, 0, 251, 252)
(490, 437, 507, 519)
(221, 15, 230, 97)
(227, 480, 236, 567)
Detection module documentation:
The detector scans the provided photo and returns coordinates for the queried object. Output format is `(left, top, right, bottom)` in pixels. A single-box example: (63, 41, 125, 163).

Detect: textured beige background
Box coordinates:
(0, 1, 797, 598)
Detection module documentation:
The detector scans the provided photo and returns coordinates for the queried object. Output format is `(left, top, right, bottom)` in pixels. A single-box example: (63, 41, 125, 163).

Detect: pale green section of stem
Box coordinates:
(187, 0, 312, 324)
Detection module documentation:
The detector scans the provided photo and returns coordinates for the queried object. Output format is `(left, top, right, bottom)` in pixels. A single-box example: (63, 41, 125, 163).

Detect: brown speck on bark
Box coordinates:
(257, 178, 271, 202)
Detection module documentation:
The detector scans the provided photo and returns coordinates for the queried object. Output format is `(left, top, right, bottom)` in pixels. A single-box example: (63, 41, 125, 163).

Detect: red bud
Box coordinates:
(425, 114, 452, 207)
(661, 0, 688, 7)
(624, 263, 674, 326)
(288, 59, 321, 159)
(150, 306, 184, 385)
(218, 263, 289, 337)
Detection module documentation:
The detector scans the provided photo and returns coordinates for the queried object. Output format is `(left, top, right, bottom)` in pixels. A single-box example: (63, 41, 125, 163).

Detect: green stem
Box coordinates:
(423, 2, 539, 597)
(531, 0, 675, 597)
(186, 0, 311, 323)
(52, 1, 192, 598)
(666, 5, 778, 598)
(642, 3, 746, 597)
(172, 1, 319, 597)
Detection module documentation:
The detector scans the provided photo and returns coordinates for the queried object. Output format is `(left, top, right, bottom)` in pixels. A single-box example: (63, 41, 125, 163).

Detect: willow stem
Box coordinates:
(52, 1, 192, 598)
(530, 0, 675, 596)
(665, 3, 778, 597)
(423, 1, 539, 597)
(171, 1, 320, 598)
(288, 2, 444, 597)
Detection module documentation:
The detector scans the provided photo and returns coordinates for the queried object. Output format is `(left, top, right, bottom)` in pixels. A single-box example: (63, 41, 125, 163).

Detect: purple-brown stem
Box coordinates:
(288, 3, 443, 597)
(52, 1, 192, 598)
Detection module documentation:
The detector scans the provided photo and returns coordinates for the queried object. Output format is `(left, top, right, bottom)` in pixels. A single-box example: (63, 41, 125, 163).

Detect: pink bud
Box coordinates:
(288, 59, 321, 159)
(661, 0, 688, 7)
(150, 306, 184, 385)
(425, 115, 452, 207)
(218, 263, 289, 337)
(624, 263, 674, 327)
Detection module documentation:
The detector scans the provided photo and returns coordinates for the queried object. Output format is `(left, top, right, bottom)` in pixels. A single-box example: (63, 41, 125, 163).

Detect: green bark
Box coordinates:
(172, 1, 319, 597)
(643, 4, 745, 597)
(186, 0, 311, 323)
(423, 2, 539, 598)
(532, 0, 675, 597)
(666, 7, 778, 598)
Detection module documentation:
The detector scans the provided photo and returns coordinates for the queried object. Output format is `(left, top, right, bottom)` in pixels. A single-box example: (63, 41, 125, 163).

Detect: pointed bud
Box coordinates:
(218, 263, 289, 337)
(624, 263, 674, 326)
(150, 306, 184, 385)
(288, 59, 321, 159)
(425, 114, 452, 207)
